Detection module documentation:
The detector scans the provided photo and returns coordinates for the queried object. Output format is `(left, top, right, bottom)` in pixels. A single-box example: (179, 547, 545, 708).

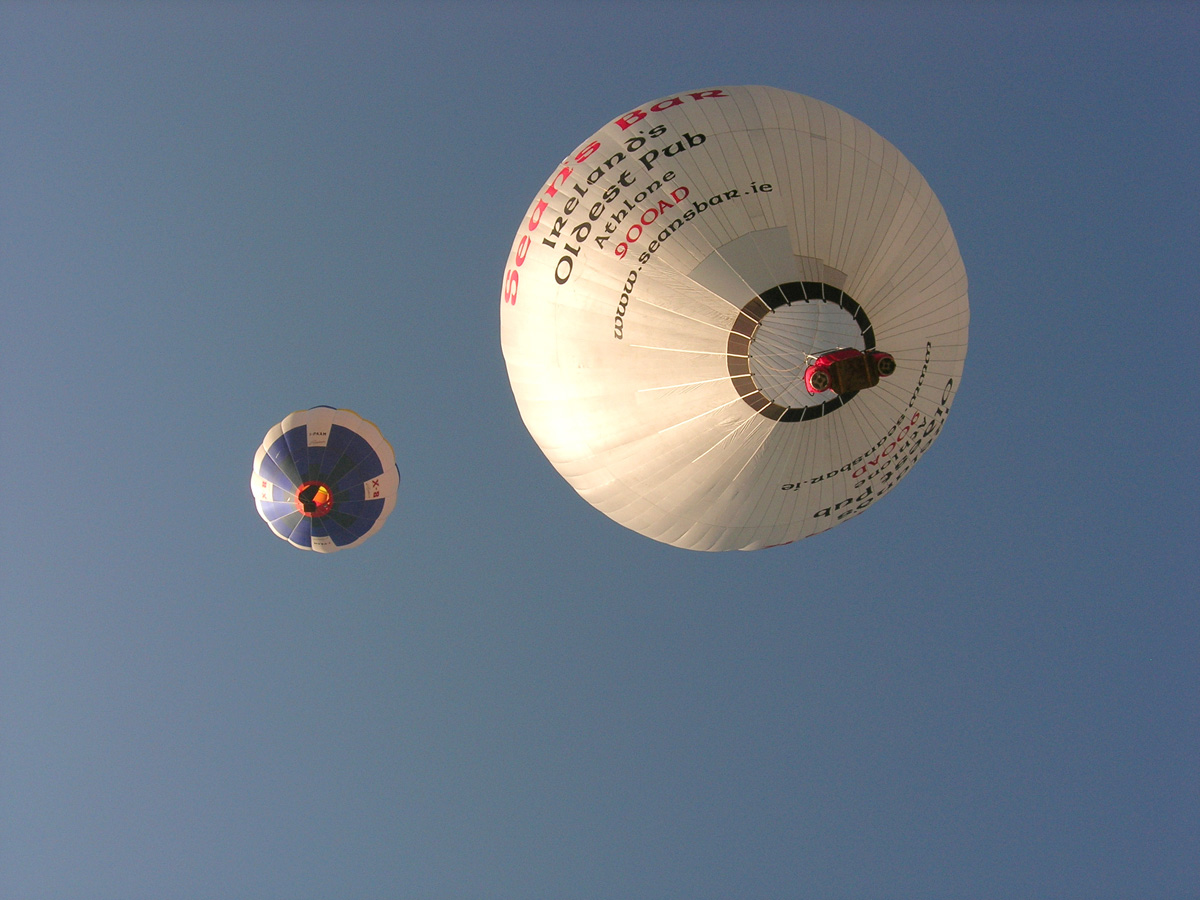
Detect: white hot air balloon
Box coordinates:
(500, 86, 968, 551)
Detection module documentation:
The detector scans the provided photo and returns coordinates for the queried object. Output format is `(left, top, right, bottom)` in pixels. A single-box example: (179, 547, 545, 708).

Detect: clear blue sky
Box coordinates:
(2, 3, 1197, 898)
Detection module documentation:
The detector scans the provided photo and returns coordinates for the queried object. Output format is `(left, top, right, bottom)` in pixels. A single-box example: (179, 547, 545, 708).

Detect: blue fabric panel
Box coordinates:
(309, 515, 330, 541)
(323, 430, 379, 490)
(341, 507, 383, 539)
(319, 424, 362, 484)
(306, 412, 353, 482)
(329, 434, 385, 491)
(304, 413, 341, 482)
(269, 511, 304, 541)
(333, 498, 385, 531)
(335, 462, 386, 496)
(319, 515, 361, 547)
(322, 422, 358, 459)
(255, 450, 296, 491)
(285, 515, 312, 548)
(304, 441, 327, 485)
(259, 500, 297, 523)
(280, 425, 310, 484)
(267, 427, 305, 486)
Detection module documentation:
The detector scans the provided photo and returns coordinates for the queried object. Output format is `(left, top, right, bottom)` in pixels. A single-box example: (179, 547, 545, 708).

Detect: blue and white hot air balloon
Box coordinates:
(251, 407, 400, 552)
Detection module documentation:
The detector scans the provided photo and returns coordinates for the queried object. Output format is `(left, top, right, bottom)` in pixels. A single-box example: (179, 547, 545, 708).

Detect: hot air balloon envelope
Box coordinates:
(500, 86, 968, 551)
(251, 406, 400, 552)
